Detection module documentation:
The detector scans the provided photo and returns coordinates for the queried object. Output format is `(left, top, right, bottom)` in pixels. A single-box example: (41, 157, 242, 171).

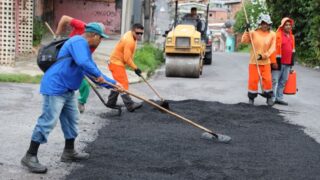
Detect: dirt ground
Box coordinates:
(66, 100, 320, 180)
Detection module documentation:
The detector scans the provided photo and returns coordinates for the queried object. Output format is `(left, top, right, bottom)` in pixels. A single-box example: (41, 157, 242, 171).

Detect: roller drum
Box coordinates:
(165, 55, 201, 78)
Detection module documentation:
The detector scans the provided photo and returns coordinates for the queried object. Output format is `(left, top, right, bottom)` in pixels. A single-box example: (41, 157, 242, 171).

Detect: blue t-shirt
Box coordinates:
(40, 35, 116, 95)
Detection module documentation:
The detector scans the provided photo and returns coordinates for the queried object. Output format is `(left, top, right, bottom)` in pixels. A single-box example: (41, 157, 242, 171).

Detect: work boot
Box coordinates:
(21, 153, 47, 173)
(121, 94, 142, 112)
(106, 90, 120, 108)
(266, 98, 274, 106)
(275, 100, 288, 106)
(60, 149, 89, 162)
(248, 98, 254, 105)
(78, 102, 85, 113)
(248, 92, 257, 105)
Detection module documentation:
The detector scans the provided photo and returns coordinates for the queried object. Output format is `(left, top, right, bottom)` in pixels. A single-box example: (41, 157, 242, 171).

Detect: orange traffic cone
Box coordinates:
(284, 70, 297, 95)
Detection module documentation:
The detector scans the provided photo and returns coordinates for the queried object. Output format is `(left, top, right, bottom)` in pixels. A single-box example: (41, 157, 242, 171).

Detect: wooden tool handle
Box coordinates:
(45, 22, 56, 37)
(140, 75, 164, 101)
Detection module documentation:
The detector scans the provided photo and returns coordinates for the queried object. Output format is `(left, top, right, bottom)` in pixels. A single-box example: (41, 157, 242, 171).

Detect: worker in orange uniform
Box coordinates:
(241, 14, 276, 106)
(106, 23, 144, 112)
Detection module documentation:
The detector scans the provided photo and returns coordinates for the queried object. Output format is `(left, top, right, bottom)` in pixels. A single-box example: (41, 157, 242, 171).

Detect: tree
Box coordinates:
(234, 1, 269, 33)
(266, 0, 320, 66)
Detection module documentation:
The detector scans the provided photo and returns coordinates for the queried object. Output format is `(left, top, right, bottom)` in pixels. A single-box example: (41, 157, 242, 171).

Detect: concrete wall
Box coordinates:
(34, 0, 54, 24)
(121, 0, 134, 35)
(228, 3, 241, 19)
(133, 0, 143, 24)
(208, 9, 228, 23)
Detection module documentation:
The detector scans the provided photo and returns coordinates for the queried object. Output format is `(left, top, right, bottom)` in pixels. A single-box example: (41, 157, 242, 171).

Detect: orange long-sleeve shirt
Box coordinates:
(109, 31, 137, 70)
(241, 29, 276, 65)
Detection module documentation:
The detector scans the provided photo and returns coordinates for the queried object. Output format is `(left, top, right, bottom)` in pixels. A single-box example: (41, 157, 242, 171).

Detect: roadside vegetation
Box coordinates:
(234, 0, 320, 67)
(134, 43, 164, 76)
(33, 18, 45, 47)
(0, 74, 42, 84)
(237, 44, 250, 53)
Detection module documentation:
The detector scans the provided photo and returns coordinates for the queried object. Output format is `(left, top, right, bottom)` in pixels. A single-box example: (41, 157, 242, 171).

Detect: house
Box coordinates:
(208, 0, 242, 52)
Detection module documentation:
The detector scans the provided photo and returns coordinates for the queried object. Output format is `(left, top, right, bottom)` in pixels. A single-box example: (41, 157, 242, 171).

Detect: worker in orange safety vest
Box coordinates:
(241, 14, 276, 106)
(106, 23, 144, 112)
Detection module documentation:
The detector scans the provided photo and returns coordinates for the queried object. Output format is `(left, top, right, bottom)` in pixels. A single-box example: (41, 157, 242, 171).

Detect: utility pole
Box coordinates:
(144, 0, 151, 42)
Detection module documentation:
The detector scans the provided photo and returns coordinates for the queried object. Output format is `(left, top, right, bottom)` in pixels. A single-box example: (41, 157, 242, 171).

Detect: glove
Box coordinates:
(134, 68, 142, 77)
(257, 54, 263, 60)
(244, 23, 250, 32)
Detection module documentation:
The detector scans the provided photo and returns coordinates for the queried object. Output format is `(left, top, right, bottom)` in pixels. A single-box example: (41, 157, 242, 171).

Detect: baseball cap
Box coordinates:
(85, 22, 109, 39)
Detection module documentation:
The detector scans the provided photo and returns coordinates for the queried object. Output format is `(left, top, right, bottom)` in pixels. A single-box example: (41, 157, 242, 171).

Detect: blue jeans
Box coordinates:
(272, 65, 291, 101)
(31, 91, 79, 144)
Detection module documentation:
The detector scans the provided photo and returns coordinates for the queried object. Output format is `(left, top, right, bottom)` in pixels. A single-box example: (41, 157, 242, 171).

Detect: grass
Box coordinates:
(134, 43, 164, 76)
(237, 43, 251, 53)
(0, 74, 42, 84)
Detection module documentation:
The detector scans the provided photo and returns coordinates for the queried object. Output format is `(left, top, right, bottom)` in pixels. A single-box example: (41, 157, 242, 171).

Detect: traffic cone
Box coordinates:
(284, 70, 297, 95)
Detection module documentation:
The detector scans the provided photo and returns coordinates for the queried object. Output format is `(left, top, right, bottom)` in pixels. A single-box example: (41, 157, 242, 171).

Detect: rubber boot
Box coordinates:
(275, 99, 288, 106)
(248, 98, 254, 105)
(248, 92, 257, 105)
(60, 139, 89, 162)
(21, 153, 47, 173)
(106, 90, 120, 108)
(60, 149, 89, 162)
(265, 91, 274, 106)
(266, 98, 274, 106)
(121, 94, 142, 112)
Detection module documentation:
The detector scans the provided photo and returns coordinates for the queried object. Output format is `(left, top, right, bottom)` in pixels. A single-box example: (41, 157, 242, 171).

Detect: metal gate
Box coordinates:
(0, 0, 33, 66)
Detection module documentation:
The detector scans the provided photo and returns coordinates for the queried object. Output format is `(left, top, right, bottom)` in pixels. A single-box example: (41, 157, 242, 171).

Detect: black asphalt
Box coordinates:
(67, 100, 320, 180)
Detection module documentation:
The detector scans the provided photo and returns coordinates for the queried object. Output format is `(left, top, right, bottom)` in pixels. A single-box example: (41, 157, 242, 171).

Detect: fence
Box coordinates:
(0, 0, 33, 66)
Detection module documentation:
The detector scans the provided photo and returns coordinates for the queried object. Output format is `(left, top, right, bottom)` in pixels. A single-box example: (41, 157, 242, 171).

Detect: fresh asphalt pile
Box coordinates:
(67, 100, 320, 180)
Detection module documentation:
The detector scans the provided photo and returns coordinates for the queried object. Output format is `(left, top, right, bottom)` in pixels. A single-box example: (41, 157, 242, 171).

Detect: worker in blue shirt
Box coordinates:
(21, 22, 123, 174)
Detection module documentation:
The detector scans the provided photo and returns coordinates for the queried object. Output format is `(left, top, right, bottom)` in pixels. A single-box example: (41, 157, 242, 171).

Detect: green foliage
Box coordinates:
(33, 19, 45, 46)
(266, 0, 320, 66)
(0, 74, 42, 84)
(234, 1, 269, 33)
(134, 43, 164, 76)
(237, 43, 251, 52)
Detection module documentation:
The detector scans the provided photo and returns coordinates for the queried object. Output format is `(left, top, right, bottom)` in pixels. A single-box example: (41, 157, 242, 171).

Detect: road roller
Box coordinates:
(164, 2, 209, 78)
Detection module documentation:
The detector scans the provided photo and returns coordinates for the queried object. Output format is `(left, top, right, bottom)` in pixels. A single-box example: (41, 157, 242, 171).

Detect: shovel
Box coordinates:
(140, 75, 170, 109)
(85, 77, 122, 116)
